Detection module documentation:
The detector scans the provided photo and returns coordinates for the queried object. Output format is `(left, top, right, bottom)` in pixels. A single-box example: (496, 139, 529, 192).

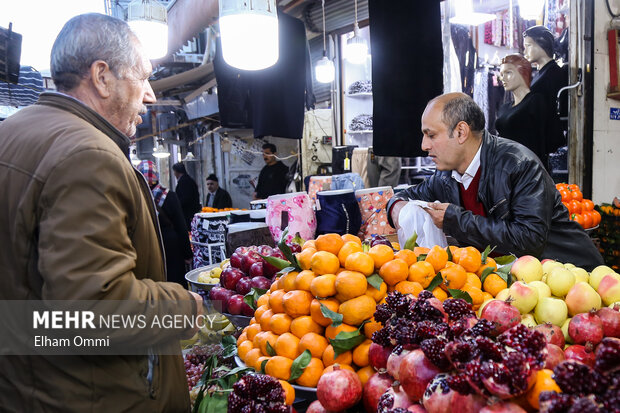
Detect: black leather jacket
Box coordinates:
(387, 131, 603, 270)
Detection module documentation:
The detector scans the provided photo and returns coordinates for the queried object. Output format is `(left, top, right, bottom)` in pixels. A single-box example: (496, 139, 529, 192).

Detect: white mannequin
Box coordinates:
(523, 36, 552, 68)
(499, 62, 530, 106)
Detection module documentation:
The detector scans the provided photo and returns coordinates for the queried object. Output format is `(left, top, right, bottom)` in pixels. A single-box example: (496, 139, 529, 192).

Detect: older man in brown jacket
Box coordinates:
(0, 14, 201, 412)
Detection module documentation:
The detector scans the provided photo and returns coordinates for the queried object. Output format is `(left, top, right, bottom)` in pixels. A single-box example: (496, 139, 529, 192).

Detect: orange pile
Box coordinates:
(556, 183, 601, 229)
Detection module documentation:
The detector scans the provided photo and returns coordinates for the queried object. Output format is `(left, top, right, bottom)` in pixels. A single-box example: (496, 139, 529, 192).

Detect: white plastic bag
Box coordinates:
(397, 200, 448, 249)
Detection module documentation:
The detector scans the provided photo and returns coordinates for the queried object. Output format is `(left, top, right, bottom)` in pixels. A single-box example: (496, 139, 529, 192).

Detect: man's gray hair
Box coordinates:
(51, 13, 138, 91)
(441, 95, 486, 137)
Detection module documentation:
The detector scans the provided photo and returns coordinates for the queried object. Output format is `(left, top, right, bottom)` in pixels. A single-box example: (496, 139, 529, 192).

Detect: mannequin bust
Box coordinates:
(495, 54, 549, 167)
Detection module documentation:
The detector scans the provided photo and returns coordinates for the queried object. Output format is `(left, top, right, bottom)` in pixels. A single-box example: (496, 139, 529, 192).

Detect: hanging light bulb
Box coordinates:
(345, 0, 368, 64)
(219, 0, 279, 70)
(153, 139, 170, 158)
(127, 0, 168, 59)
(315, 0, 335, 83)
(518, 0, 545, 20)
(449, 0, 495, 26)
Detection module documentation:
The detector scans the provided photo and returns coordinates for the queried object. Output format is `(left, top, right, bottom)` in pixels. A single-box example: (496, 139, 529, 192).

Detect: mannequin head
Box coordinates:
(500, 54, 532, 91)
(523, 25, 555, 65)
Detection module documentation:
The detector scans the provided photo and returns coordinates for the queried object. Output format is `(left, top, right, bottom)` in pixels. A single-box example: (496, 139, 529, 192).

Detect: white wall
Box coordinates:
(592, 0, 620, 204)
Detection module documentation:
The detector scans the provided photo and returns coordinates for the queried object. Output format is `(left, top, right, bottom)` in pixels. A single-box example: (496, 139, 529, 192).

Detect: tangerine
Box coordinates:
(335, 271, 368, 301)
(315, 233, 345, 255)
(477, 257, 497, 277)
(341, 234, 362, 245)
(310, 251, 340, 275)
(256, 293, 270, 308)
(258, 331, 279, 357)
(237, 332, 248, 346)
(363, 318, 382, 339)
(290, 315, 324, 339)
(275, 332, 301, 359)
(265, 356, 293, 380)
(295, 357, 324, 387)
(259, 309, 275, 331)
(282, 290, 313, 318)
(255, 356, 270, 372)
(269, 313, 293, 335)
(302, 240, 317, 250)
(278, 380, 295, 405)
(440, 263, 467, 290)
(243, 347, 262, 367)
(379, 258, 409, 286)
(352, 339, 372, 367)
(344, 252, 375, 276)
(237, 340, 254, 361)
(338, 295, 376, 326)
(269, 289, 287, 314)
(356, 365, 375, 386)
(482, 273, 507, 297)
(525, 369, 561, 409)
(394, 280, 423, 296)
(448, 246, 462, 263)
(458, 246, 482, 273)
(310, 298, 340, 327)
(297, 247, 317, 271)
(425, 245, 448, 272)
(395, 249, 418, 266)
(368, 244, 395, 269)
(298, 332, 329, 358)
(408, 261, 436, 288)
(325, 323, 357, 340)
(295, 270, 317, 291)
(246, 323, 262, 341)
(465, 272, 482, 289)
(413, 246, 430, 256)
(255, 304, 270, 322)
(322, 345, 353, 367)
(310, 274, 337, 298)
(365, 281, 388, 302)
(461, 285, 484, 305)
(338, 241, 363, 267)
(432, 286, 448, 301)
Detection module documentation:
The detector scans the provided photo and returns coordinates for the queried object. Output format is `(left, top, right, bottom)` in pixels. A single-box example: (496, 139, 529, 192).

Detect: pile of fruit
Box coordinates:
(596, 201, 620, 271)
(200, 207, 244, 213)
(197, 265, 223, 284)
(556, 183, 601, 229)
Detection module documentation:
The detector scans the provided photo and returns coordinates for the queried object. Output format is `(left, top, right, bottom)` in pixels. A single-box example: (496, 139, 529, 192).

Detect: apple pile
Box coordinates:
(209, 245, 291, 316)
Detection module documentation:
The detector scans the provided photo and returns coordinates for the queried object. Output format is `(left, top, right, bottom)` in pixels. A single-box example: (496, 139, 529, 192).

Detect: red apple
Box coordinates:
(235, 277, 253, 295)
(251, 276, 272, 291)
(227, 294, 245, 315)
(220, 267, 245, 291)
(209, 287, 234, 312)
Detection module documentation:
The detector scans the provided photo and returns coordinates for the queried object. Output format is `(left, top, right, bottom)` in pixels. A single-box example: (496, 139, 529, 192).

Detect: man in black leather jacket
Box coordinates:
(387, 93, 603, 270)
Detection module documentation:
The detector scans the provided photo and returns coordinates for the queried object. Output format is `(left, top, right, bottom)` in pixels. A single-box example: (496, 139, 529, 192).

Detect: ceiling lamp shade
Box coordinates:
(345, 23, 368, 64)
(449, 0, 495, 26)
(519, 0, 545, 20)
(316, 55, 335, 83)
(127, 0, 168, 59)
(153, 141, 170, 158)
(182, 151, 197, 162)
(219, 0, 279, 71)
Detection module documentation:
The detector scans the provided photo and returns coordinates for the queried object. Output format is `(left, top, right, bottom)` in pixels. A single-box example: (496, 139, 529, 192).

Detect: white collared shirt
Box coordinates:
(451, 144, 482, 190)
(207, 190, 217, 207)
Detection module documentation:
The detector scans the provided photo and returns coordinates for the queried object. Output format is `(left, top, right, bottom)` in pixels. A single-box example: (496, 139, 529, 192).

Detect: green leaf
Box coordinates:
(367, 273, 384, 290)
(221, 335, 236, 346)
(403, 232, 418, 251)
(425, 272, 443, 291)
(265, 341, 276, 357)
(330, 329, 365, 357)
(417, 253, 428, 262)
(362, 240, 371, 253)
(260, 358, 269, 374)
(261, 254, 292, 270)
(479, 267, 496, 284)
(201, 391, 229, 413)
(276, 266, 296, 276)
(243, 287, 268, 310)
(494, 255, 517, 265)
(446, 246, 453, 262)
(320, 302, 343, 327)
(278, 227, 302, 270)
(481, 245, 496, 264)
(448, 289, 473, 304)
(292, 232, 305, 247)
(289, 349, 312, 381)
(192, 385, 206, 413)
(497, 271, 513, 288)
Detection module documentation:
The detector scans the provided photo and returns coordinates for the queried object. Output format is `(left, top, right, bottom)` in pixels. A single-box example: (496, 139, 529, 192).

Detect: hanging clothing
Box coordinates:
(451, 25, 477, 96)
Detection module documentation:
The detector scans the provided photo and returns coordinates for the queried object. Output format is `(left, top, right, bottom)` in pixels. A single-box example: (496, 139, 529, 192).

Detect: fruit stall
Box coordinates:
(181, 225, 620, 413)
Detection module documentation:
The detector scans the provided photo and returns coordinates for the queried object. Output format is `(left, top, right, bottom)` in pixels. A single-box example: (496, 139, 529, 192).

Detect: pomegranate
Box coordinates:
(594, 337, 620, 374)
(480, 300, 521, 336)
(316, 364, 363, 411)
(363, 372, 394, 413)
(427, 297, 449, 322)
(398, 349, 442, 401)
(387, 349, 410, 381)
(422, 373, 486, 413)
(544, 343, 566, 370)
(568, 311, 604, 345)
(533, 323, 565, 347)
(306, 400, 329, 413)
(596, 306, 620, 338)
(369, 343, 393, 370)
(564, 344, 596, 367)
(377, 382, 414, 412)
(479, 401, 527, 412)
(407, 405, 428, 413)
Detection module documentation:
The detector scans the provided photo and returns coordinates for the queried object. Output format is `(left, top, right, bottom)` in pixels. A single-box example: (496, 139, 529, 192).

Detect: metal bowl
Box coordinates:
(222, 313, 252, 328)
(185, 264, 219, 293)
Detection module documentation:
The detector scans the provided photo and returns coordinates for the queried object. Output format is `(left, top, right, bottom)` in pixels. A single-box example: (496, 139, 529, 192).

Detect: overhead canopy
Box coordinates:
(0, 66, 43, 108)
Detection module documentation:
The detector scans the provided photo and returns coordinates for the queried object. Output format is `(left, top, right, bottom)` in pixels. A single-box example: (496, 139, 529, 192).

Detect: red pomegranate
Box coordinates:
(363, 372, 394, 413)
(407, 405, 428, 412)
(544, 343, 566, 370)
(422, 374, 486, 413)
(480, 300, 521, 336)
(568, 311, 604, 345)
(306, 400, 329, 413)
(398, 349, 442, 401)
(564, 344, 596, 367)
(597, 307, 620, 338)
(479, 401, 527, 412)
(533, 323, 565, 347)
(369, 343, 393, 371)
(316, 364, 363, 411)
(377, 382, 414, 412)
(387, 349, 410, 381)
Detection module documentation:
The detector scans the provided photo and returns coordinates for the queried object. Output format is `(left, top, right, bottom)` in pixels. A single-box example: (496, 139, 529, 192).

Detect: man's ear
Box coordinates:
(455, 121, 471, 144)
(89, 60, 113, 99)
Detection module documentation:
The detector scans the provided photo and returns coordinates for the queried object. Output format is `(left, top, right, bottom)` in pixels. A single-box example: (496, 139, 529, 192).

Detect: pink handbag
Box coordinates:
(266, 192, 317, 243)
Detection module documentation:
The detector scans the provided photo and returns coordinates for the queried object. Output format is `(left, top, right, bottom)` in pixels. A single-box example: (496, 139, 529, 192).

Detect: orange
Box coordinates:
(477, 256, 497, 277)
(256, 293, 270, 308)
(425, 245, 449, 272)
(295, 270, 317, 291)
(237, 332, 248, 346)
(282, 290, 313, 318)
(365, 281, 388, 302)
(258, 331, 279, 357)
(335, 271, 368, 301)
(295, 357, 324, 387)
(461, 285, 484, 305)
(275, 332, 301, 359)
(237, 340, 254, 361)
(413, 246, 430, 256)
(322, 345, 353, 367)
(344, 252, 375, 276)
(278, 380, 295, 405)
(481, 291, 493, 302)
(525, 369, 561, 410)
(338, 295, 376, 325)
(269, 313, 293, 335)
(244, 347, 262, 368)
(338, 241, 363, 266)
(255, 304, 270, 322)
(269, 289, 287, 314)
(458, 246, 482, 273)
(440, 263, 467, 290)
(368, 244, 395, 269)
(297, 247, 317, 270)
(290, 315, 324, 339)
(325, 323, 357, 341)
(302, 240, 317, 250)
(311, 251, 340, 275)
(323, 364, 355, 374)
(310, 274, 337, 298)
(265, 356, 294, 380)
(432, 286, 448, 301)
(363, 318, 382, 339)
(255, 356, 270, 372)
(259, 309, 275, 331)
(352, 339, 372, 367)
(465, 272, 482, 289)
(395, 249, 418, 266)
(246, 323, 262, 341)
(298, 332, 329, 358)
(357, 365, 375, 386)
(250, 317, 257, 325)
(315, 233, 345, 255)
(341, 234, 362, 245)
(448, 246, 462, 263)
(379, 259, 409, 286)
(391, 242, 401, 251)
(310, 298, 340, 327)
(280, 271, 300, 292)
(269, 280, 279, 292)
(483, 273, 507, 297)
(408, 261, 436, 288)
(394, 280, 423, 297)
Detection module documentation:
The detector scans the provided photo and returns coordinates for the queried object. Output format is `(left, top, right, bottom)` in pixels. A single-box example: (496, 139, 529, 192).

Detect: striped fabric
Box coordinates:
(0, 66, 43, 107)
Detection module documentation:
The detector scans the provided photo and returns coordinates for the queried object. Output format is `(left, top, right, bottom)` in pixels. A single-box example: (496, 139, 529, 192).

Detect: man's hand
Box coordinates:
(390, 200, 406, 229)
(182, 291, 204, 339)
(424, 202, 450, 229)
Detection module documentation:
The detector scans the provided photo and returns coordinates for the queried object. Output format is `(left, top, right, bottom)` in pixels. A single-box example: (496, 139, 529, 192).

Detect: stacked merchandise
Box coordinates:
(190, 213, 228, 267)
(349, 114, 373, 132)
(348, 80, 373, 95)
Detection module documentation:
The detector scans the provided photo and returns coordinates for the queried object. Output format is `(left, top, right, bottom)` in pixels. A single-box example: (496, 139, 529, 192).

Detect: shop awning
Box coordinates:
(0, 66, 43, 107)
